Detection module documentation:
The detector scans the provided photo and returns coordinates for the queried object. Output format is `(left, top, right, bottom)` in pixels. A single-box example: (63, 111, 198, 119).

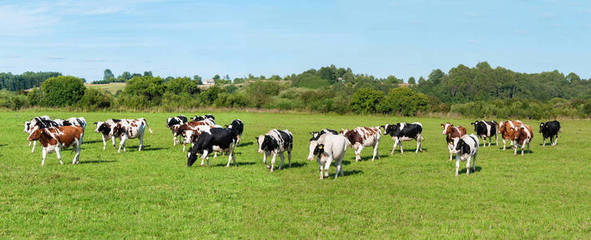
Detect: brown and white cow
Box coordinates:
(341, 127, 381, 162)
(441, 123, 467, 161)
(498, 120, 523, 150)
(513, 124, 533, 156)
(176, 120, 215, 151)
(112, 118, 153, 153)
(27, 125, 84, 166)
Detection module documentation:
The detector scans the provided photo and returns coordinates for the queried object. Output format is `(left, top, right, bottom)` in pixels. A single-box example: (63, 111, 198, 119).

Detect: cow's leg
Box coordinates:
(466, 156, 471, 175)
(270, 152, 277, 172)
(372, 143, 380, 161)
(173, 134, 177, 146)
(236, 135, 241, 146)
(514, 144, 518, 155)
(200, 150, 209, 166)
(263, 152, 269, 168)
(31, 141, 36, 153)
(391, 138, 398, 155)
(28, 141, 32, 146)
(543, 138, 546, 147)
(318, 160, 324, 179)
(56, 147, 63, 165)
(448, 143, 453, 161)
(278, 152, 285, 170)
(226, 143, 237, 167)
(398, 141, 403, 154)
(527, 140, 530, 154)
(472, 154, 477, 172)
(495, 134, 498, 146)
(415, 138, 420, 154)
(118, 136, 126, 153)
(355, 146, 363, 162)
(72, 140, 81, 164)
(338, 156, 344, 177)
(139, 134, 144, 151)
(324, 156, 333, 178)
(455, 155, 460, 176)
(502, 139, 506, 150)
(101, 135, 106, 150)
(553, 135, 558, 146)
(288, 151, 292, 167)
(112, 136, 116, 149)
(41, 148, 47, 166)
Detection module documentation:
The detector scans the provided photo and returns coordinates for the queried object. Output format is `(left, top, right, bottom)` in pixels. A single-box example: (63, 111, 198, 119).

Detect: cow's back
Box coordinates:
(57, 126, 83, 147)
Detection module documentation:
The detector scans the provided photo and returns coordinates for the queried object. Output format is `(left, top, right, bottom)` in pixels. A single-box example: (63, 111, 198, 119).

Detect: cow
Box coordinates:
(226, 119, 244, 145)
(513, 125, 533, 156)
(441, 123, 467, 161)
(381, 122, 423, 155)
(24, 115, 52, 152)
(453, 134, 479, 176)
(177, 120, 215, 151)
(94, 119, 121, 150)
(192, 114, 215, 123)
(187, 127, 239, 167)
(310, 129, 338, 141)
(112, 118, 153, 153)
(65, 117, 87, 143)
(539, 120, 560, 146)
(167, 115, 188, 146)
(255, 129, 293, 172)
(341, 127, 381, 162)
(27, 125, 84, 166)
(307, 133, 348, 179)
(498, 120, 523, 150)
(471, 120, 497, 147)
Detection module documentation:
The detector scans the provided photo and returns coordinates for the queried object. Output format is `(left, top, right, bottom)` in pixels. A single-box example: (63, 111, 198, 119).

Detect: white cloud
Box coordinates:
(0, 4, 59, 36)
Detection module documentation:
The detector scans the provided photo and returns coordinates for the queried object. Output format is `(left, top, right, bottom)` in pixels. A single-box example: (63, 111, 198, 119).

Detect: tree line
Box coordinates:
(1, 62, 590, 119)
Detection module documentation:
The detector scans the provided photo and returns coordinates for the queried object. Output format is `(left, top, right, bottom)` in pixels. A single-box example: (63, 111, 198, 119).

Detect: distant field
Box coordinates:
(1, 111, 590, 238)
(85, 82, 126, 94)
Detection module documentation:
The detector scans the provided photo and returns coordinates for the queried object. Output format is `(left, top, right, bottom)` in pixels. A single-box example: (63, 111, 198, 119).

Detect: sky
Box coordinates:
(0, 0, 590, 82)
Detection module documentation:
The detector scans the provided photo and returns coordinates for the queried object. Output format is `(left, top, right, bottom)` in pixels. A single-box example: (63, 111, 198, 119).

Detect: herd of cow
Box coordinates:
(22, 114, 562, 178)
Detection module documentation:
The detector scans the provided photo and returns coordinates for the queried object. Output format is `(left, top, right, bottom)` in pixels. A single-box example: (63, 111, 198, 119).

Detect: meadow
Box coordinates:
(1, 110, 590, 239)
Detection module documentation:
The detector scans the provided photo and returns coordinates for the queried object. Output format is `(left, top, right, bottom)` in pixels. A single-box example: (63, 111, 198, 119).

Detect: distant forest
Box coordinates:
(1, 62, 590, 118)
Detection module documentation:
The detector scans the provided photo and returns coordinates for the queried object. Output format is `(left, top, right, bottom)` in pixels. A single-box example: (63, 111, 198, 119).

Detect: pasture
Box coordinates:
(1, 110, 590, 238)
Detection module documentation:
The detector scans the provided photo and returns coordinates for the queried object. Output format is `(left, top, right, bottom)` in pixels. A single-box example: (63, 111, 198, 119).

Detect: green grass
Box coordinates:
(1, 110, 590, 239)
(86, 82, 126, 94)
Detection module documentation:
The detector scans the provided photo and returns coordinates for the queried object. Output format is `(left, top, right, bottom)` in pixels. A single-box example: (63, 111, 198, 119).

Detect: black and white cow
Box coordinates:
(65, 117, 87, 143)
(94, 118, 153, 151)
(94, 119, 120, 150)
(187, 127, 239, 167)
(192, 114, 215, 123)
(255, 129, 293, 172)
(539, 120, 560, 146)
(167, 115, 188, 145)
(381, 122, 423, 155)
(310, 128, 338, 141)
(453, 134, 479, 176)
(471, 120, 497, 147)
(226, 119, 244, 145)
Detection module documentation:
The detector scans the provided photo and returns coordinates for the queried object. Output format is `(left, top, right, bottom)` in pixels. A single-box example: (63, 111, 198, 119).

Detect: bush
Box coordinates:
(78, 88, 112, 110)
(378, 87, 428, 116)
(120, 76, 165, 107)
(0, 90, 29, 110)
(350, 88, 384, 114)
(40, 76, 86, 107)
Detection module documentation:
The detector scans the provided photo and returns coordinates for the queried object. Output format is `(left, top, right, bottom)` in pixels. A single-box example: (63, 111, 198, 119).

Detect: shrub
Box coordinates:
(78, 88, 112, 110)
(349, 88, 384, 114)
(40, 76, 86, 107)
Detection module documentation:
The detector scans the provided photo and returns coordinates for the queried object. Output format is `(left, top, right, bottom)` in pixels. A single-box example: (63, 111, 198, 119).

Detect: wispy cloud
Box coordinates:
(0, 4, 59, 36)
(46, 56, 66, 60)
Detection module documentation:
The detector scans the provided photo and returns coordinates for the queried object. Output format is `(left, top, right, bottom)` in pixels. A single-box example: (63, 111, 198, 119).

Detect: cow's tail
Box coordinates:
(142, 118, 153, 134)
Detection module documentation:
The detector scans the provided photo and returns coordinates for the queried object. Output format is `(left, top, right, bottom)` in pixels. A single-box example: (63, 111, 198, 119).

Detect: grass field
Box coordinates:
(85, 82, 126, 94)
(1, 110, 590, 238)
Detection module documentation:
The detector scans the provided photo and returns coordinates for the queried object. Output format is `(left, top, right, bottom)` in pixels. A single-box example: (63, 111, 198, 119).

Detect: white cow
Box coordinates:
(307, 134, 348, 179)
(453, 134, 479, 176)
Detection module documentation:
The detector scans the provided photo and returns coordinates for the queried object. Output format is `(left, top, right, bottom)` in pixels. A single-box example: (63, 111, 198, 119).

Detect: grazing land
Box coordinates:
(1, 111, 590, 238)
(85, 82, 126, 94)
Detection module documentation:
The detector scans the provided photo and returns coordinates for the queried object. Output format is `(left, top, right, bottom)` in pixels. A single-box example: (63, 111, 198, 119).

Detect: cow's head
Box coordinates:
(167, 117, 173, 128)
(24, 121, 31, 133)
(383, 123, 400, 136)
(27, 126, 43, 141)
(187, 148, 199, 167)
(539, 122, 545, 133)
(94, 121, 113, 136)
(441, 123, 452, 135)
(255, 135, 276, 153)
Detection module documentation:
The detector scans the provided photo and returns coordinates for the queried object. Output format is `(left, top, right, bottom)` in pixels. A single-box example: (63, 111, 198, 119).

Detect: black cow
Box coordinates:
(381, 122, 423, 154)
(187, 127, 238, 167)
(471, 120, 497, 147)
(539, 120, 560, 146)
(226, 119, 244, 145)
(310, 128, 338, 141)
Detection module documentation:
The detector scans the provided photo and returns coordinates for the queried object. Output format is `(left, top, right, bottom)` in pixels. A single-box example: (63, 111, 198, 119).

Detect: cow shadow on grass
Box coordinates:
(82, 140, 104, 144)
(342, 169, 363, 177)
(121, 145, 167, 152)
(80, 159, 117, 164)
(391, 147, 428, 153)
(358, 154, 389, 161)
(456, 166, 482, 175)
(236, 141, 254, 147)
(212, 161, 256, 167)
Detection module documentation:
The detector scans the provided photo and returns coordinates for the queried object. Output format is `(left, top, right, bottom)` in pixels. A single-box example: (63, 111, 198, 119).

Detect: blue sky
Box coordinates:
(1, 0, 590, 82)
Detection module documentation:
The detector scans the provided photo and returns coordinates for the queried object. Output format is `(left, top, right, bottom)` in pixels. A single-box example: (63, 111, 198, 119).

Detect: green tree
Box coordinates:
(103, 69, 115, 81)
(79, 88, 112, 110)
(408, 77, 416, 84)
(349, 88, 384, 114)
(40, 76, 86, 107)
(378, 87, 428, 116)
(166, 77, 199, 95)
